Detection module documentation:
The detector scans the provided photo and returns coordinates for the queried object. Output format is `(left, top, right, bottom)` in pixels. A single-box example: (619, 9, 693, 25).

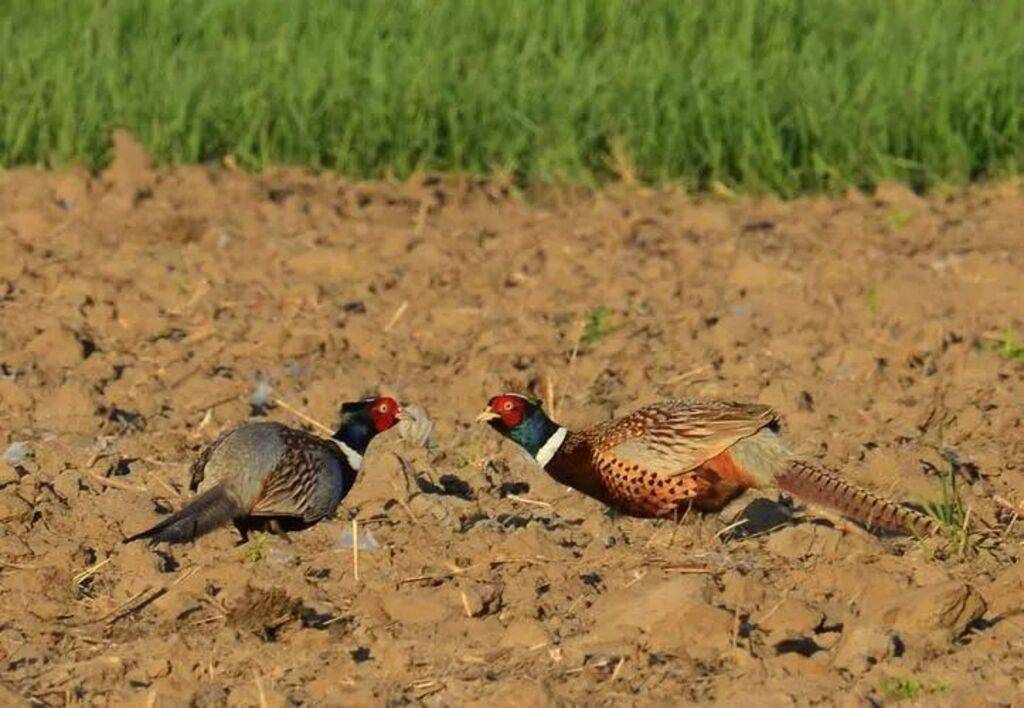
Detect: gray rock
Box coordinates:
(2, 442, 31, 466)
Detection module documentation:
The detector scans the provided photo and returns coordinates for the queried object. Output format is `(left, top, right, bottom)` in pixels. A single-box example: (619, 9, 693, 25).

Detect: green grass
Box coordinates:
(998, 330, 1024, 360)
(243, 533, 271, 563)
(864, 285, 880, 317)
(582, 306, 618, 346)
(879, 675, 949, 700)
(920, 456, 982, 555)
(2, 0, 1024, 195)
(884, 207, 916, 230)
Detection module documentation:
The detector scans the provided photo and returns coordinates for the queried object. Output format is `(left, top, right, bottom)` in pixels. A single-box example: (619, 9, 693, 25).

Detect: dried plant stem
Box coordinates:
(352, 518, 360, 582)
(272, 397, 333, 436)
(72, 557, 111, 587)
(254, 670, 269, 708)
(506, 494, 552, 508)
(384, 300, 409, 332)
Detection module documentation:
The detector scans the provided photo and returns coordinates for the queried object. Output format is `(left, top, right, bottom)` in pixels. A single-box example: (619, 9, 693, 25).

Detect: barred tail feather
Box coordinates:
(124, 486, 241, 544)
(774, 459, 941, 536)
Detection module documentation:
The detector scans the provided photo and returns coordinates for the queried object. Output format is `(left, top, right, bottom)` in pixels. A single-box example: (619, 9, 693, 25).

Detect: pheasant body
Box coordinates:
(200, 423, 357, 529)
(480, 394, 940, 536)
(126, 397, 401, 544)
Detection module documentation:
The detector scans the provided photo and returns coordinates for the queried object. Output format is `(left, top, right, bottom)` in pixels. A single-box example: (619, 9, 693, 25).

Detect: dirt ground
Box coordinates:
(1, 133, 1024, 706)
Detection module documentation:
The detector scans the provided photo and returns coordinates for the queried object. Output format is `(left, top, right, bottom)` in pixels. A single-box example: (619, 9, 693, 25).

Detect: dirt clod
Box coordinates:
(833, 626, 898, 673)
(866, 581, 987, 654)
(226, 585, 304, 639)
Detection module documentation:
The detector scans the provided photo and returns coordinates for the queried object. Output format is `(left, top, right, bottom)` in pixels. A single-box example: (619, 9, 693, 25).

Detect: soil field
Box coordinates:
(1, 134, 1024, 705)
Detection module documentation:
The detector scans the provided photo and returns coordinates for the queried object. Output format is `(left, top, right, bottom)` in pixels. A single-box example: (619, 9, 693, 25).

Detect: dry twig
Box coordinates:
(272, 397, 333, 436)
(384, 301, 409, 332)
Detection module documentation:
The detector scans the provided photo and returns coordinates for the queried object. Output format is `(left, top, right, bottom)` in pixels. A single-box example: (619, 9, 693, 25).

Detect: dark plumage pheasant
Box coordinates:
(125, 396, 402, 544)
(477, 393, 940, 536)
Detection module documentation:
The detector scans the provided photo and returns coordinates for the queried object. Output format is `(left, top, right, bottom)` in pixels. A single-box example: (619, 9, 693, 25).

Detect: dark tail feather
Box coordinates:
(124, 486, 241, 544)
(774, 459, 941, 536)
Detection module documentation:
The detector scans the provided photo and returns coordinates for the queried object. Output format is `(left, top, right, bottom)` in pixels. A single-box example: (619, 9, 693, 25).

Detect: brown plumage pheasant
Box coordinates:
(125, 396, 402, 544)
(477, 393, 940, 536)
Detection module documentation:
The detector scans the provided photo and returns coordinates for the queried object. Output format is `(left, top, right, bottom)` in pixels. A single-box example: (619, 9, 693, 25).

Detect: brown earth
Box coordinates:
(1, 133, 1024, 705)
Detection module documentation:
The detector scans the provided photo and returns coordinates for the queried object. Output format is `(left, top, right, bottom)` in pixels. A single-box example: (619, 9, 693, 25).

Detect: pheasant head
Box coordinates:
(335, 396, 403, 454)
(477, 393, 566, 467)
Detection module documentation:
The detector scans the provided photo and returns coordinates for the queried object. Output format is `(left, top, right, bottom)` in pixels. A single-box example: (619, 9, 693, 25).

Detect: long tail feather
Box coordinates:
(774, 459, 941, 536)
(124, 486, 241, 544)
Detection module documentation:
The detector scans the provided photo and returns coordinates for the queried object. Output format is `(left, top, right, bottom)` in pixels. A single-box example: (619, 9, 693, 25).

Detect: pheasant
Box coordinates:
(125, 396, 403, 544)
(477, 393, 940, 536)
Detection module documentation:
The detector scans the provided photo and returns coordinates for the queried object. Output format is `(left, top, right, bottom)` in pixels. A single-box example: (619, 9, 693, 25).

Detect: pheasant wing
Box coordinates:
(248, 441, 324, 520)
(605, 399, 776, 476)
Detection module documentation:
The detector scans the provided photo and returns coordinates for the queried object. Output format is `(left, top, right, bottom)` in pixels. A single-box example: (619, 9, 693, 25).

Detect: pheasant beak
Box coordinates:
(394, 407, 406, 422)
(475, 409, 500, 424)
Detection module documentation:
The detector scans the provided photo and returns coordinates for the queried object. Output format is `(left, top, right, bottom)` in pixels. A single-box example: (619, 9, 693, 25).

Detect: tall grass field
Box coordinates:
(2, 0, 1023, 195)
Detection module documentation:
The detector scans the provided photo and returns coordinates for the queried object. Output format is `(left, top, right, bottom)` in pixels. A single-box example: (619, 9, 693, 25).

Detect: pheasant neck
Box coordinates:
(535, 427, 568, 468)
(510, 409, 565, 467)
(332, 418, 375, 470)
(332, 439, 364, 471)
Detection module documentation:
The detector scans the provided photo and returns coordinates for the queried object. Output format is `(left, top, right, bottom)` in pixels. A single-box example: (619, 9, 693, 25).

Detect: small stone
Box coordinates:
(2, 442, 31, 466)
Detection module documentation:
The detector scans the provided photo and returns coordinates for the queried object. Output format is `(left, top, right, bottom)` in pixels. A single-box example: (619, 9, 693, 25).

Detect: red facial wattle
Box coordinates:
(370, 397, 400, 432)
(490, 394, 525, 428)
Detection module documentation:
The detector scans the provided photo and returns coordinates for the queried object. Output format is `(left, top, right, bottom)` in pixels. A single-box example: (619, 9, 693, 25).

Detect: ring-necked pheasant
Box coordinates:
(477, 393, 940, 536)
(125, 396, 403, 544)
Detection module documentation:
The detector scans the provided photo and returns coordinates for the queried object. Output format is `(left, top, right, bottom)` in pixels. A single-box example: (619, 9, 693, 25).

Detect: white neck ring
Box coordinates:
(333, 440, 364, 471)
(534, 427, 567, 468)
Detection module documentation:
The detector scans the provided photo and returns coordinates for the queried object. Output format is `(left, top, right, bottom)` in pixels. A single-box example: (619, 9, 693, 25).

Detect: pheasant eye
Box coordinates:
(503, 401, 513, 411)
